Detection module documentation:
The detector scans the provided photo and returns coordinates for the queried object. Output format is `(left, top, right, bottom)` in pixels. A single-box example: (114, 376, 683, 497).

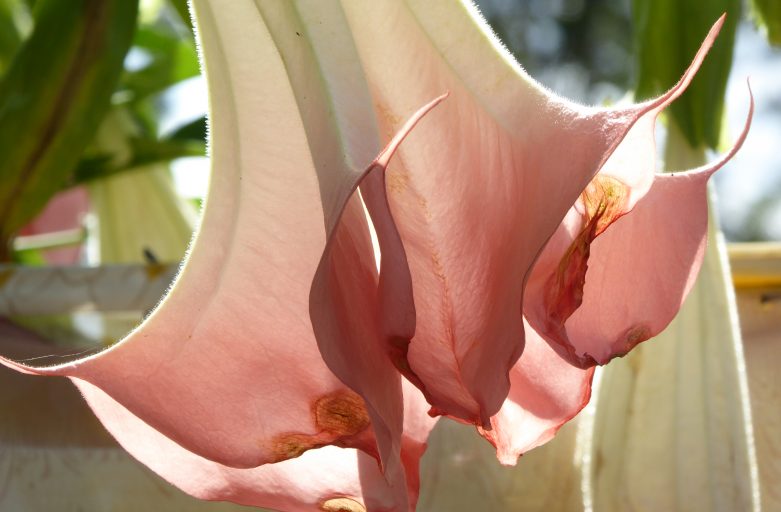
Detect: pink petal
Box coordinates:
(525, 85, 754, 367)
(339, 1, 720, 427)
(309, 188, 411, 507)
(310, 96, 446, 507)
(480, 319, 594, 465)
(397, 378, 440, 508)
(0, 323, 436, 511)
(1, 3, 443, 508)
(73, 379, 396, 512)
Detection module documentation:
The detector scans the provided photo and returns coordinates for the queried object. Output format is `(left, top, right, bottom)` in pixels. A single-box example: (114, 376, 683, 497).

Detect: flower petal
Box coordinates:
(1, 318, 437, 511)
(72, 379, 397, 512)
(525, 85, 753, 367)
(339, 0, 714, 426)
(70, 375, 437, 511)
(480, 319, 594, 465)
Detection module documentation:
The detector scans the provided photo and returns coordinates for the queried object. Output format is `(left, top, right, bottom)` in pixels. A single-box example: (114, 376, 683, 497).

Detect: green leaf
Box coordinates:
(633, 0, 740, 149)
(167, 115, 206, 141)
(121, 25, 199, 102)
(750, 0, 781, 46)
(72, 137, 205, 185)
(168, 0, 193, 31)
(0, 0, 138, 258)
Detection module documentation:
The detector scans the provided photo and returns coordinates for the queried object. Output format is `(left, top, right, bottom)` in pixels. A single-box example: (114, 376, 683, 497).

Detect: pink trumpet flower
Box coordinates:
(0, 1, 751, 511)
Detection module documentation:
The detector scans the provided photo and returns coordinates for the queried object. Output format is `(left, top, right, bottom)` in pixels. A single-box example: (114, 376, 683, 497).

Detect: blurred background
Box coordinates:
(476, 0, 781, 242)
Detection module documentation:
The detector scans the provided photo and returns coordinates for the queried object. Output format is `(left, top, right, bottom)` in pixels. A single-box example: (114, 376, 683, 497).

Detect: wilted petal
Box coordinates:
(339, 0, 716, 426)
(525, 87, 753, 367)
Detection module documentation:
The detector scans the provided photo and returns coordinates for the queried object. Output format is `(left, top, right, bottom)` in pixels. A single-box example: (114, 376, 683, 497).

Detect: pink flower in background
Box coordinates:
(17, 187, 88, 264)
(0, 2, 751, 511)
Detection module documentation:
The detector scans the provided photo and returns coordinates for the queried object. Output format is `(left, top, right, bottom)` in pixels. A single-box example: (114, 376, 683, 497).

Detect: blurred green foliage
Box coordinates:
(750, 0, 781, 45)
(0, 0, 137, 257)
(479, 0, 739, 151)
(0, 0, 206, 261)
(0, 0, 26, 71)
(633, 0, 740, 150)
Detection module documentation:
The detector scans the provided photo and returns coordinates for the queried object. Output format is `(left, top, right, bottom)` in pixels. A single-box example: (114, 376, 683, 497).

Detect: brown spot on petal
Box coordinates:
(545, 175, 629, 336)
(386, 170, 409, 194)
(314, 390, 370, 436)
(269, 433, 317, 463)
(320, 497, 366, 512)
(267, 391, 371, 463)
(620, 324, 652, 354)
(580, 175, 628, 237)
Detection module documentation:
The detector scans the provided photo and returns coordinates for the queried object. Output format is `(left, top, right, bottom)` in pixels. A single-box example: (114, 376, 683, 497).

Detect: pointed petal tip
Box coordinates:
(640, 14, 729, 115)
(715, 12, 727, 30)
(711, 78, 754, 171)
(374, 92, 449, 169)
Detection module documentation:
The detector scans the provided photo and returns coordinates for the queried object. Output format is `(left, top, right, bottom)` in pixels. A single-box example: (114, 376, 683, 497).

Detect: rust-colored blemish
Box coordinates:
(417, 196, 432, 220)
(320, 497, 366, 512)
(267, 391, 371, 463)
(621, 324, 652, 354)
(314, 390, 370, 436)
(269, 433, 315, 462)
(545, 175, 629, 332)
(580, 175, 628, 237)
(430, 252, 447, 282)
(386, 170, 409, 194)
(376, 103, 402, 130)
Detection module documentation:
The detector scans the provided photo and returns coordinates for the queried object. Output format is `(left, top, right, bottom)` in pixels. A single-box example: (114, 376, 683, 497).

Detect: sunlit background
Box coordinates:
(163, 0, 781, 241)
